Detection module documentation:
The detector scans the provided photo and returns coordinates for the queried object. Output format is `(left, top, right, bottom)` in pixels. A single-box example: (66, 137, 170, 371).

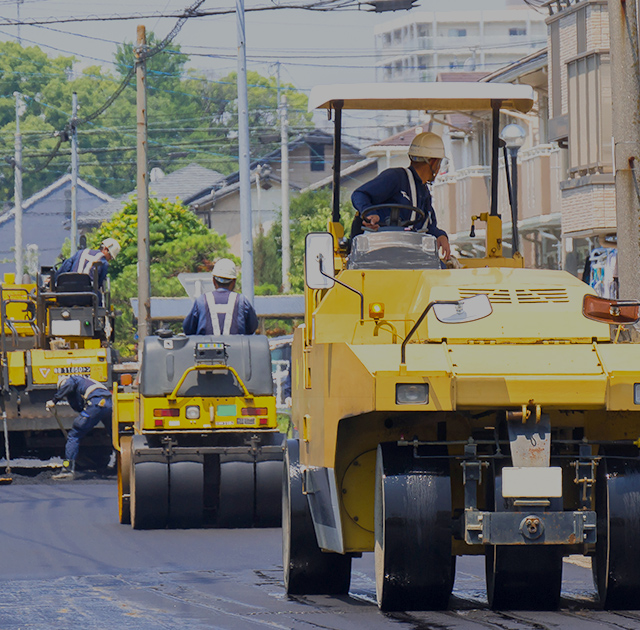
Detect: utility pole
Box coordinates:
(14, 92, 22, 281)
(236, 0, 255, 305)
(609, 0, 640, 299)
(280, 94, 291, 292)
(70, 92, 78, 255)
(16, 0, 23, 46)
(136, 25, 151, 348)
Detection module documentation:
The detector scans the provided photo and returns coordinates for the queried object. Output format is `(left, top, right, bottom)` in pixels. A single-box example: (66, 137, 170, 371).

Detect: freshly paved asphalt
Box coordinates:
(0, 473, 639, 629)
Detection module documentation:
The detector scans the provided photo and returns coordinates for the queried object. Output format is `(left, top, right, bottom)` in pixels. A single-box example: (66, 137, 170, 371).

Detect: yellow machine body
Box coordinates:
(294, 265, 640, 552)
(113, 333, 283, 529)
(0, 272, 113, 439)
(285, 81, 640, 611)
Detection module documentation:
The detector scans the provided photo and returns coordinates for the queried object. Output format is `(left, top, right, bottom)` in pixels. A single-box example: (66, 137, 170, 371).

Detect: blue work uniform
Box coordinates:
(55, 248, 109, 289)
(350, 165, 447, 240)
(52, 375, 112, 462)
(182, 288, 259, 336)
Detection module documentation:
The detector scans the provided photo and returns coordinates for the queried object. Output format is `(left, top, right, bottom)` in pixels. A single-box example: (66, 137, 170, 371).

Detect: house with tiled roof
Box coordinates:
(78, 163, 225, 231)
(186, 130, 363, 256)
(0, 174, 112, 278)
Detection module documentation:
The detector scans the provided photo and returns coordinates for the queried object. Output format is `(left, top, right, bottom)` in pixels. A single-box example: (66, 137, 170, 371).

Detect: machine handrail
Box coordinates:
(1, 291, 40, 343)
(167, 364, 251, 401)
(400, 300, 462, 365)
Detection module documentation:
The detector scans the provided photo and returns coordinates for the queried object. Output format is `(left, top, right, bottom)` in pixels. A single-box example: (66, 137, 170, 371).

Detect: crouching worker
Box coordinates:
(46, 375, 112, 480)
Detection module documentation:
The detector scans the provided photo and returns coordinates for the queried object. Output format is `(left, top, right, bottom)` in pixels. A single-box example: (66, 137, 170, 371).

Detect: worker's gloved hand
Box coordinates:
(45, 400, 55, 412)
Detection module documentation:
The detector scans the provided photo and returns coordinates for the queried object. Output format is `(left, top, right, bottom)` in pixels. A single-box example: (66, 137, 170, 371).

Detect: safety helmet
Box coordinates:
(408, 132, 446, 160)
(57, 375, 69, 388)
(212, 258, 237, 283)
(101, 238, 121, 259)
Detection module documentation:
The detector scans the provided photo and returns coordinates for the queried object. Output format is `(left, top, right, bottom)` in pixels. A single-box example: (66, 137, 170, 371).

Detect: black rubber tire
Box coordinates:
(117, 436, 132, 525)
(169, 460, 204, 528)
(485, 462, 563, 610)
(130, 436, 169, 530)
(374, 442, 454, 611)
(593, 447, 640, 610)
(216, 459, 255, 528)
(283, 439, 351, 595)
(255, 459, 283, 527)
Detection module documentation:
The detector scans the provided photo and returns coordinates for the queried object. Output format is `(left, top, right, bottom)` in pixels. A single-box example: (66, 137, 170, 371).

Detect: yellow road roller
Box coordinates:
(0, 268, 114, 466)
(283, 82, 640, 611)
(114, 331, 283, 529)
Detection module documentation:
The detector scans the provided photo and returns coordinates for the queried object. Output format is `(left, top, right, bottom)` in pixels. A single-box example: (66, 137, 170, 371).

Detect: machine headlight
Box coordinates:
(635, 384, 640, 405)
(186, 406, 200, 419)
(396, 383, 428, 405)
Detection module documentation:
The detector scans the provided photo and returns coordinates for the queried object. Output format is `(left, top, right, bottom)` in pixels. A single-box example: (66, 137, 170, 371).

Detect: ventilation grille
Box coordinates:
(458, 289, 512, 304)
(515, 289, 570, 304)
(458, 288, 570, 304)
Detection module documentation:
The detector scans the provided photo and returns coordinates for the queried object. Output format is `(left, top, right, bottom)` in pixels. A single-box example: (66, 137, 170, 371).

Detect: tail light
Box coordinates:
(241, 407, 268, 416)
(154, 409, 180, 417)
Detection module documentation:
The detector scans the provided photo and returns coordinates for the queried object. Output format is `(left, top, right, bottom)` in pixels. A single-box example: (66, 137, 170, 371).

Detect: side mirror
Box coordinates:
(305, 232, 335, 290)
(582, 294, 640, 325)
(432, 294, 493, 324)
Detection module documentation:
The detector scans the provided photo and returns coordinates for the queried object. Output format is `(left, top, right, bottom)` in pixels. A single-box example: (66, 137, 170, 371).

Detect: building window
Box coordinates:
(448, 28, 467, 37)
(309, 143, 325, 172)
(509, 27, 526, 37)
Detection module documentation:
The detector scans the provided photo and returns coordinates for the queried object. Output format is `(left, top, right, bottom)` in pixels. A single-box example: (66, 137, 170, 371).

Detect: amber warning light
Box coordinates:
(369, 302, 385, 320)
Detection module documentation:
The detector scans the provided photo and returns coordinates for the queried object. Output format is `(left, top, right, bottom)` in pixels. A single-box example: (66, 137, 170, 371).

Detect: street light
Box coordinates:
(500, 123, 526, 256)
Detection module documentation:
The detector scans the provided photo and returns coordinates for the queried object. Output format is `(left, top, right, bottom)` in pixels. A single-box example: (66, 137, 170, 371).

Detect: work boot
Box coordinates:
(52, 459, 75, 480)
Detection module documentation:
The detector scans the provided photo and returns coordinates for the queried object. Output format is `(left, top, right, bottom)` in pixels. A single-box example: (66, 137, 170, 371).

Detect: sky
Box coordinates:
(0, 0, 538, 147)
(0, 0, 520, 91)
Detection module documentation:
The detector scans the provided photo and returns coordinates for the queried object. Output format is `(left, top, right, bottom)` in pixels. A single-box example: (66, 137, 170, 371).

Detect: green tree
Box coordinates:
(182, 70, 313, 163)
(266, 188, 354, 293)
(87, 197, 234, 355)
(0, 37, 313, 205)
(254, 225, 281, 289)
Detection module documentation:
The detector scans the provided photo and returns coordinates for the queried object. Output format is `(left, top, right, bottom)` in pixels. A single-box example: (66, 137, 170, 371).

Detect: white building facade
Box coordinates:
(374, 8, 547, 83)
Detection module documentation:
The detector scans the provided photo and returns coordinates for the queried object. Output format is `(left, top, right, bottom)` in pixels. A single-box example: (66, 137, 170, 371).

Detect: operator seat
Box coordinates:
(347, 231, 441, 270)
(54, 272, 95, 307)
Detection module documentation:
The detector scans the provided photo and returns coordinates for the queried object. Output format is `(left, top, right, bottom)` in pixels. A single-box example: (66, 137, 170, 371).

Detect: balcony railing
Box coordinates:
(380, 34, 545, 52)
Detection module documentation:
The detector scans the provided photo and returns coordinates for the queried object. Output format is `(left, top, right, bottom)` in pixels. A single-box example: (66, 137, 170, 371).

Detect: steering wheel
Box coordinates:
(361, 204, 426, 229)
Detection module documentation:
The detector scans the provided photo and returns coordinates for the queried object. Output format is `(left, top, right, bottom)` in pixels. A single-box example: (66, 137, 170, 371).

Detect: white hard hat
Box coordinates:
(57, 375, 69, 388)
(101, 238, 121, 259)
(408, 132, 445, 160)
(212, 258, 237, 282)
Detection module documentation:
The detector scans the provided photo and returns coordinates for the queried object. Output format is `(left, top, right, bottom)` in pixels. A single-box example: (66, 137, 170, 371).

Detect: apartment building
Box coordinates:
(374, 6, 547, 83)
(546, 0, 615, 249)
(420, 0, 616, 277)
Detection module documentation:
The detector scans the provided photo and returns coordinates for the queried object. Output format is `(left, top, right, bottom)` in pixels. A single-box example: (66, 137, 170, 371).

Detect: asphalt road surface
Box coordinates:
(1, 473, 640, 629)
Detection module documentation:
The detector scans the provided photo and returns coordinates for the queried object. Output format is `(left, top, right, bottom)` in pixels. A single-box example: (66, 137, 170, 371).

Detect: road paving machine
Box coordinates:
(113, 330, 283, 529)
(0, 268, 114, 467)
(283, 82, 640, 611)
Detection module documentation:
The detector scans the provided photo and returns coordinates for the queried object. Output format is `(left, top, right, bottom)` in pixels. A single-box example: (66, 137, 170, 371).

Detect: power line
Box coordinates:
(4, 0, 206, 175)
(0, 0, 364, 26)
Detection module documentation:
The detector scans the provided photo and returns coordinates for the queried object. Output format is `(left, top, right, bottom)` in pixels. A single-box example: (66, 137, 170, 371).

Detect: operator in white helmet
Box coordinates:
(55, 237, 121, 290)
(182, 258, 258, 336)
(350, 131, 450, 261)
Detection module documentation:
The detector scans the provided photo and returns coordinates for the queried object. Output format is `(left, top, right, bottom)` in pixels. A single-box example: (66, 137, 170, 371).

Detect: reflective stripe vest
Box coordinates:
(73, 249, 105, 275)
(204, 291, 238, 336)
(83, 379, 110, 400)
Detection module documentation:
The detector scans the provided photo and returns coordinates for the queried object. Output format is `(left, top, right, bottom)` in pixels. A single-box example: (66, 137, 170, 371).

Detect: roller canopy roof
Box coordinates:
(308, 82, 534, 114)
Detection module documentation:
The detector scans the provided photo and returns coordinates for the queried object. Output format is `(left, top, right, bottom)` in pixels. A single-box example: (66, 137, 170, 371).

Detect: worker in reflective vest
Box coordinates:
(46, 375, 112, 480)
(55, 238, 121, 289)
(182, 258, 258, 336)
